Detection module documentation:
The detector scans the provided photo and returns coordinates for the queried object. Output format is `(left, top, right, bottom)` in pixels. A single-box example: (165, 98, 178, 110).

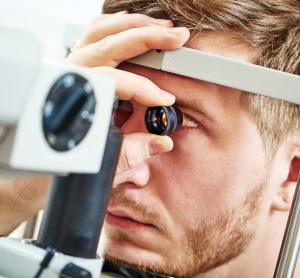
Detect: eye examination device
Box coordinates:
(145, 106, 183, 135)
(0, 26, 121, 278)
(130, 47, 300, 104)
(0, 17, 300, 277)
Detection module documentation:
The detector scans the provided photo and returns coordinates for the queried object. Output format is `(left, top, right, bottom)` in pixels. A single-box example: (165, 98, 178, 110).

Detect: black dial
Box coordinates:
(42, 73, 96, 152)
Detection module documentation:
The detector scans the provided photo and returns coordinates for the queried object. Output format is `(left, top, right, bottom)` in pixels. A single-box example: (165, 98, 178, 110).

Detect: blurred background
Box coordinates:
(0, 0, 105, 57)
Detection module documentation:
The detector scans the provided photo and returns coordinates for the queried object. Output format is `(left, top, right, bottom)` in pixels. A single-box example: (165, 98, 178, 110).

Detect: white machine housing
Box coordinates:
(0, 26, 116, 176)
(129, 48, 300, 104)
(0, 238, 103, 278)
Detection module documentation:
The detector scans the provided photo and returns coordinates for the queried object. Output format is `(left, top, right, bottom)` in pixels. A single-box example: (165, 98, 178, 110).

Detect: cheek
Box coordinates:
(148, 126, 266, 228)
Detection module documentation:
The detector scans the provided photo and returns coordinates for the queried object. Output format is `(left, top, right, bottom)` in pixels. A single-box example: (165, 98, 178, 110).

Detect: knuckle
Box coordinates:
(94, 37, 112, 57)
(161, 33, 182, 48)
(139, 75, 155, 88)
(95, 36, 111, 51)
(144, 26, 184, 49)
(128, 13, 151, 26)
(141, 77, 160, 94)
(145, 25, 163, 35)
(94, 36, 121, 66)
(143, 27, 168, 46)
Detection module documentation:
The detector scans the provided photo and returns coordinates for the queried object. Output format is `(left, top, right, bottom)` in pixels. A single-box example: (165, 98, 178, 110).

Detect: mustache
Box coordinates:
(109, 190, 170, 235)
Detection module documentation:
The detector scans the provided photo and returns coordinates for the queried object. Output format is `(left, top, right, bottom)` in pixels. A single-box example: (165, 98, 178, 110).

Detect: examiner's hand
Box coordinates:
(67, 12, 190, 184)
(67, 12, 189, 107)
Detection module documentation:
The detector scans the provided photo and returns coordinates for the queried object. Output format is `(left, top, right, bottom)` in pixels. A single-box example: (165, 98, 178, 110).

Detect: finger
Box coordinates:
(81, 13, 173, 46)
(67, 26, 190, 68)
(91, 66, 175, 106)
(116, 133, 173, 176)
(89, 11, 128, 23)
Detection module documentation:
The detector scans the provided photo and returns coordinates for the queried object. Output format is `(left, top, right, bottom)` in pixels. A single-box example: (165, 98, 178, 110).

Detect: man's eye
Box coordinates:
(182, 113, 199, 128)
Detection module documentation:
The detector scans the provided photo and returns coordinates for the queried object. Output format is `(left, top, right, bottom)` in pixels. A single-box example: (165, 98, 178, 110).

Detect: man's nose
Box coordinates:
(113, 162, 150, 188)
(113, 102, 151, 188)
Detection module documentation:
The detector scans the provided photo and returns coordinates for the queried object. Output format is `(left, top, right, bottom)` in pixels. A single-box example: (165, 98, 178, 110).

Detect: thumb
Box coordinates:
(116, 133, 173, 175)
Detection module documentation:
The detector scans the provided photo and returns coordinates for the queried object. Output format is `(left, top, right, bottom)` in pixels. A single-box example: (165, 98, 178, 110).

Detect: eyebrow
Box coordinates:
(175, 97, 216, 123)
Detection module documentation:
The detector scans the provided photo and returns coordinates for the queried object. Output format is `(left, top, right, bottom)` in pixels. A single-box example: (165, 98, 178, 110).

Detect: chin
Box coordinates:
(104, 252, 173, 278)
(104, 237, 164, 267)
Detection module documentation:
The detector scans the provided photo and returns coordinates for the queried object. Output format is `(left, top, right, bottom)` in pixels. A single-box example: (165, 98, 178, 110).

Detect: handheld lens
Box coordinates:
(145, 106, 183, 135)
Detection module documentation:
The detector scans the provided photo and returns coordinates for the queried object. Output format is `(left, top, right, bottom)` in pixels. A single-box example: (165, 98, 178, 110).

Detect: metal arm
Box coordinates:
(37, 126, 122, 258)
(274, 176, 300, 278)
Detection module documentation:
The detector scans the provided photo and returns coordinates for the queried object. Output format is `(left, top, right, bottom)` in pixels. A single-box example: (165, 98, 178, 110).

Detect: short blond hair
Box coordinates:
(103, 0, 300, 157)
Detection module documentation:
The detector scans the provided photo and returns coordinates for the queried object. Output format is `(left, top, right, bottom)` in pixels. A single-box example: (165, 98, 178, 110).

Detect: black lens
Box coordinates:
(145, 106, 183, 135)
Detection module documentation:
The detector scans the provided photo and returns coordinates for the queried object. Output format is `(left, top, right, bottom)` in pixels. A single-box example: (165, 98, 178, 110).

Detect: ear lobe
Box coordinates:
(271, 152, 300, 211)
(272, 181, 297, 211)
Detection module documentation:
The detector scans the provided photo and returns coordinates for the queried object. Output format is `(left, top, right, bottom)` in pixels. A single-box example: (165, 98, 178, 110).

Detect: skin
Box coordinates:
(79, 15, 298, 277)
(1, 12, 300, 277)
(104, 35, 270, 277)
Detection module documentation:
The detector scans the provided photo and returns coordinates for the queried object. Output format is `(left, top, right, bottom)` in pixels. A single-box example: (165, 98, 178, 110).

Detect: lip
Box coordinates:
(106, 208, 154, 230)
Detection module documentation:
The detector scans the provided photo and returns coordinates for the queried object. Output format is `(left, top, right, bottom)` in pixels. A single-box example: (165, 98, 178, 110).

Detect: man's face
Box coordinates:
(104, 32, 268, 277)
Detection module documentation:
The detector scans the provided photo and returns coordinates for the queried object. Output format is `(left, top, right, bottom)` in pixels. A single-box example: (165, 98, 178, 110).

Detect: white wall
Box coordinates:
(0, 0, 104, 57)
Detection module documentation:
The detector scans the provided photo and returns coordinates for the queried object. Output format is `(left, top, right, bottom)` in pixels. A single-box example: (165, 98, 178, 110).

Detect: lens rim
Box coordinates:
(145, 106, 183, 135)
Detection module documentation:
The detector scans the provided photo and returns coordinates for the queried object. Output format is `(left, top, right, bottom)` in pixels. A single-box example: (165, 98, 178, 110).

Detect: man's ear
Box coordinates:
(271, 138, 300, 211)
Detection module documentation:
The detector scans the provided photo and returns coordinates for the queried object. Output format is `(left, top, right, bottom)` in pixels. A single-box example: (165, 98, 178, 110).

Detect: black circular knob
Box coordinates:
(42, 73, 96, 152)
(144, 106, 183, 135)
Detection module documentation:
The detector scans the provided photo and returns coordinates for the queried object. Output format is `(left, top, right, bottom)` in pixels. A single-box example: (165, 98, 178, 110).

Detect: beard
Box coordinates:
(104, 183, 264, 278)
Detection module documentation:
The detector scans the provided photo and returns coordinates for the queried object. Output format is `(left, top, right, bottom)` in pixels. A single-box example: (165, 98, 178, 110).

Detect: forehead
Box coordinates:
(121, 31, 254, 120)
(186, 31, 255, 62)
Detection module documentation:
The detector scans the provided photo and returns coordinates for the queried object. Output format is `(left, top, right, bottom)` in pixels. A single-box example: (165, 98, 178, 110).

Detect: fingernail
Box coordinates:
(149, 137, 173, 156)
(167, 27, 188, 34)
(160, 90, 176, 104)
(150, 18, 173, 26)
(116, 10, 128, 14)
